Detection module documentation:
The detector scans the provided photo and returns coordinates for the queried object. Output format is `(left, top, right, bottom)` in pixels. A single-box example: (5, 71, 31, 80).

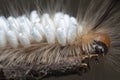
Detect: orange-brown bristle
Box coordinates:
(93, 33, 110, 48)
(81, 32, 110, 49)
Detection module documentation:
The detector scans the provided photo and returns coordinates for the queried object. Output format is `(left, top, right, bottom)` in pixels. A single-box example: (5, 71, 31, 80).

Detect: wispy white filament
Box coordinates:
(0, 10, 83, 48)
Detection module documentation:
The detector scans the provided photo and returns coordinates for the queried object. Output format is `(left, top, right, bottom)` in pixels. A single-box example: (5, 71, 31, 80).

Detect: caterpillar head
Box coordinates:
(81, 32, 110, 56)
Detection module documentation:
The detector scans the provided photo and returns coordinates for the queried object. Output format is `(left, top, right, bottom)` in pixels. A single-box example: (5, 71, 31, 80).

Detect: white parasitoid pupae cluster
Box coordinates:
(0, 10, 83, 48)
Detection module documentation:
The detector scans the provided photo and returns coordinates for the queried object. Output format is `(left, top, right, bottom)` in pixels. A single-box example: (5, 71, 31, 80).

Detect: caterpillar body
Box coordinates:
(0, 0, 120, 80)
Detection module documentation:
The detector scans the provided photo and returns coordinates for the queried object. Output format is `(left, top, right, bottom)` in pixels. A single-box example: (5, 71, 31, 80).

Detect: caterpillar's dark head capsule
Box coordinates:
(92, 40, 108, 55)
(81, 32, 110, 56)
